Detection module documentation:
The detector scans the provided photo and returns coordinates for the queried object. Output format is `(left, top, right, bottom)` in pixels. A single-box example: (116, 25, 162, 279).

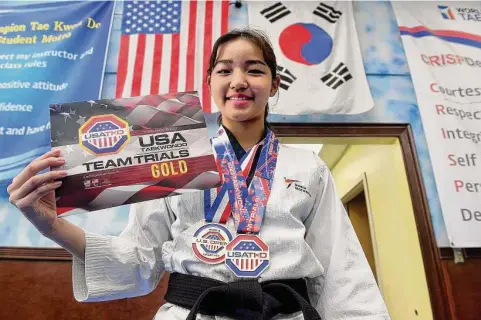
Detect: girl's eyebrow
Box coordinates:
(214, 59, 233, 66)
(213, 59, 267, 67)
(245, 60, 268, 67)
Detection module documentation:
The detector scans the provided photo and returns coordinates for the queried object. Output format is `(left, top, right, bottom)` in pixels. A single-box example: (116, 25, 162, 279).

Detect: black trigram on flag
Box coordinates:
(313, 2, 342, 23)
(321, 63, 352, 90)
(260, 2, 291, 23)
(277, 65, 296, 90)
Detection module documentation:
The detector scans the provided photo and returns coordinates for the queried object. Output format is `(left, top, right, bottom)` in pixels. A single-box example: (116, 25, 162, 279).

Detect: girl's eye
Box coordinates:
(248, 69, 265, 74)
(216, 69, 231, 74)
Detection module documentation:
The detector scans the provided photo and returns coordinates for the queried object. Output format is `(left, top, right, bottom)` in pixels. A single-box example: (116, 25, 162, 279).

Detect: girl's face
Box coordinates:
(208, 38, 278, 124)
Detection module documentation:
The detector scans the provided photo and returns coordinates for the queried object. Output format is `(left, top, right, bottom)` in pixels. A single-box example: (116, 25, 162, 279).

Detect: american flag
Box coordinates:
(116, 0, 229, 113)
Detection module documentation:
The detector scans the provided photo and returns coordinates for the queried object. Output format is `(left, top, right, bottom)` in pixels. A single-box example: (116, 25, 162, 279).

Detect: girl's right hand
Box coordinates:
(6, 149, 68, 236)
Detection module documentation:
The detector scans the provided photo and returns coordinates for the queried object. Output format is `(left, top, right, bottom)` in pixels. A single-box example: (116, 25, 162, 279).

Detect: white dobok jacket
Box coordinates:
(72, 143, 391, 320)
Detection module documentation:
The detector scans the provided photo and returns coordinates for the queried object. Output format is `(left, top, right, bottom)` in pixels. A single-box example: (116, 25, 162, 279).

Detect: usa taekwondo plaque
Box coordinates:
(49, 92, 221, 217)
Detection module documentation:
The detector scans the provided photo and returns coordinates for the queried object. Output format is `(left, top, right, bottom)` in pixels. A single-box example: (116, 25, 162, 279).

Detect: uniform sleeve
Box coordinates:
(304, 156, 391, 319)
(72, 198, 176, 302)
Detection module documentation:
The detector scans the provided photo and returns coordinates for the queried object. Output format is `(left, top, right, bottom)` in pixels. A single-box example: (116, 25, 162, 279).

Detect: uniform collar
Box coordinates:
(222, 125, 266, 160)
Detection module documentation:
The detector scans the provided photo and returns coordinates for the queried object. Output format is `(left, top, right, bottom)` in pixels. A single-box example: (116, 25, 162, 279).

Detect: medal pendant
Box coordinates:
(225, 234, 270, 278)
(192, 223, 233, 264)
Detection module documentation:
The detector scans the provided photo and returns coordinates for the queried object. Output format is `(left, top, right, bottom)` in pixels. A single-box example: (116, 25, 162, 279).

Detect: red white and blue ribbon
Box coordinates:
(204, 137, 260, 225)
(193, 133, 261, 265)
(211, 126, 279, 234)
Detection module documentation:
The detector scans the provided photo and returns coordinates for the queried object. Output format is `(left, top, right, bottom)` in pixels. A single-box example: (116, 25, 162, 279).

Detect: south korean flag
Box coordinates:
(247, 1, 373, 115)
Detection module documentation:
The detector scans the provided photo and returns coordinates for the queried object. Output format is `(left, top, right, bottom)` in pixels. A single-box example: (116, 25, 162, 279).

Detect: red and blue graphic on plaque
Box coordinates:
(226, 235, 270, 278)
(79, 114, 130, 156)
(211, 127, 279, 278)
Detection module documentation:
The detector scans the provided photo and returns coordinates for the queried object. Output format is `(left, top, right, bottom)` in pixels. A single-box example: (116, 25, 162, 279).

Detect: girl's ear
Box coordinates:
(270, 75, 280, 97)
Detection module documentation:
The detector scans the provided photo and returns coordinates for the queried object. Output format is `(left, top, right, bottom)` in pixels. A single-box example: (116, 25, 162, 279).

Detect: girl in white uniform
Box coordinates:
(7, 29, 390, 320)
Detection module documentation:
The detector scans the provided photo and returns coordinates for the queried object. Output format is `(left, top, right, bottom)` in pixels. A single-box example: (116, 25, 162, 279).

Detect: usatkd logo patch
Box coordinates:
(79, 114, 130, 156)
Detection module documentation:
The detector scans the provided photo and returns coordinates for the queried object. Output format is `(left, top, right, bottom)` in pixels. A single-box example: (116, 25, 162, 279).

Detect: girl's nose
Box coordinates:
(230, 70, 248, 90)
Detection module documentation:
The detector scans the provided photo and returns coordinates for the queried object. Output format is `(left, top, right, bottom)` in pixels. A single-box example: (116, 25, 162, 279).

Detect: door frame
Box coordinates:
(270, 122, 450, 320)
(341, 172, 385, 297)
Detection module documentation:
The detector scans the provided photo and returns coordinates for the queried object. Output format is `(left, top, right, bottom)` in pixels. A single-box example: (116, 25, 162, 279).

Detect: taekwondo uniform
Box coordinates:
(72, 126, 390, 320)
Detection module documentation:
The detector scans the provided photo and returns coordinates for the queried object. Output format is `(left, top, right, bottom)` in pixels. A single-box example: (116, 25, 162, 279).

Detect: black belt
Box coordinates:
(164, 272, 322, 320)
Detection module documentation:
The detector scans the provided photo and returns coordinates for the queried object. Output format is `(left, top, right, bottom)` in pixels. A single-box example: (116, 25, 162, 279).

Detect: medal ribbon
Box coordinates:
(212, 126, 279, 234)
(204, 141, 259, 224)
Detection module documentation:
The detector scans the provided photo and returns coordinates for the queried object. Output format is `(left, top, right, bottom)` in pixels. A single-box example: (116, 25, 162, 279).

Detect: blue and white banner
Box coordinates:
(0, 1, 115, 191)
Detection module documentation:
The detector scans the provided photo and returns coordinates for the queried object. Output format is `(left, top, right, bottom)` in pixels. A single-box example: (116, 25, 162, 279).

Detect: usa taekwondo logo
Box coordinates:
(79, 114, 130, 156)
(192, 224, 233, 264)
(225, 235, 269, 278)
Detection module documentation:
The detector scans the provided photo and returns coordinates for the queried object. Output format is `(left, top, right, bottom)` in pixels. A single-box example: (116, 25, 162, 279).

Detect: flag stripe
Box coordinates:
(221, 0, 229, 35)
(169, 33, 180, 93)
(260, 2, 281, 15)
(313, 11, 336, 23)
(339, 66, 348, 75)
(271, 10, 290, 23)
(116, 35, 130, 98)
(333, 62, 344, 73)
(284, 68, 296, 80)
(320, 3, 342, 15)
(279, 74, 294, 84)
(321, 74, 332, 82)
(186, 1, 197, 91)
(206, 1, 229, 113)
(142, 34, 155, 95)
(332, 80, 343, 90)
(178, 1, 190, 92)
(265, 7, 285, 20)
(132, 34, 146, 97)
(212, 0, 222, 53)
(160, 36, 172, 93)
(202, 1, 214, 112)
(124, 34, 138, 98)
(326, 76, 337, 87)
(195, 1, 205, 101)
(150, 34, 163, 95)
